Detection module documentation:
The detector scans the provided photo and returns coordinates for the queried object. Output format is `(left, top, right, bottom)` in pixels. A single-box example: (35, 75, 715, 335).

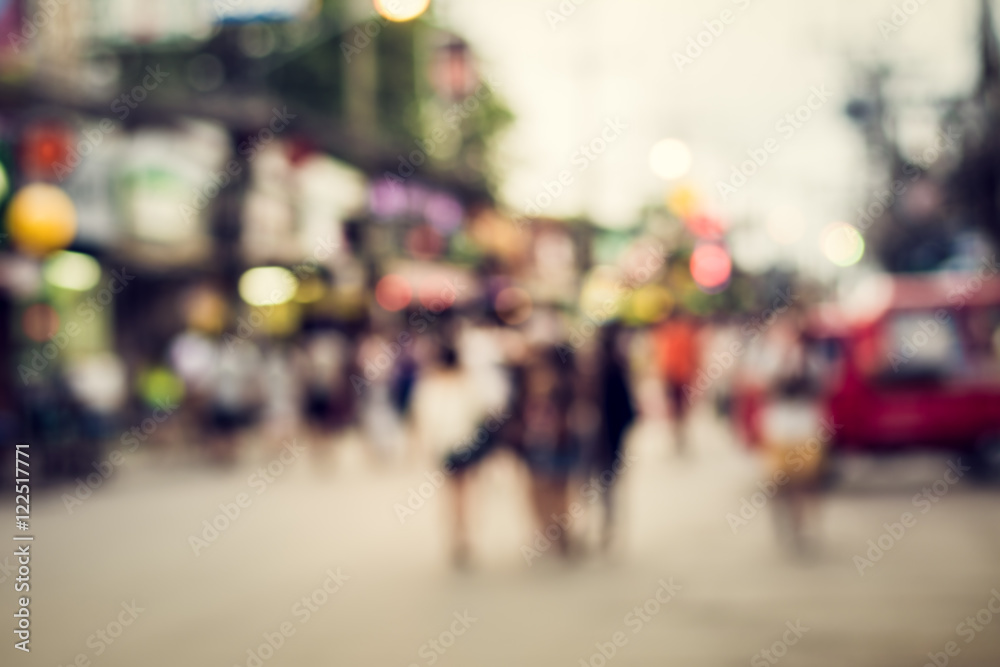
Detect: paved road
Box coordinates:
(3, 407, 1000, 666)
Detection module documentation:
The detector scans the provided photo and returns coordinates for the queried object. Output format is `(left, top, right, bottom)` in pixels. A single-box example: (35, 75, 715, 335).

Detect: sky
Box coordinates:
(435, 0, 987, 277)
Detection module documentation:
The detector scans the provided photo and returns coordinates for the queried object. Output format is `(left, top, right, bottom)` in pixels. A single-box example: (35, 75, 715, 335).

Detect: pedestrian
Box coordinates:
(515, 346, 578, 559)
(653, 312, 700, 455)
(756, 313, 826, 555)
(591, 324, 635, 551)
(410, 339, 497, 567)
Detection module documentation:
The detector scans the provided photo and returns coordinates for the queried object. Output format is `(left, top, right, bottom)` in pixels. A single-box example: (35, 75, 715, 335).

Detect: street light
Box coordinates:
(374, 0, 431, 22)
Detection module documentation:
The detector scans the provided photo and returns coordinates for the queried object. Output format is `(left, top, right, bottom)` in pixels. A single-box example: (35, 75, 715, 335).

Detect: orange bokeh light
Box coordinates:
(375, 275, 412, 312)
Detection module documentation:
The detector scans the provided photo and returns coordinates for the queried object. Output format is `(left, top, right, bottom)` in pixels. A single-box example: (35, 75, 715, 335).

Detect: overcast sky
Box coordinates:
(438, 0, 987, 276)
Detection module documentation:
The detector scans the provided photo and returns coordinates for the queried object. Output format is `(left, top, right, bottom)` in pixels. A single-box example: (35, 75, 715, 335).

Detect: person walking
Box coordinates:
(592, 324, 635, 551)
(653, 312, 700, 456)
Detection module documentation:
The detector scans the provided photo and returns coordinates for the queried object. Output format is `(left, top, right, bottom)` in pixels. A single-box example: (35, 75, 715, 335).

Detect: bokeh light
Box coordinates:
(690, 243, 732, 290)
(6, 183, 78, 256)
(649, 139, 692, 181)
(821, 222, 865, 267)
(138, 366, 186, 407)
(626, 284, 674, 324)
(373, 0, 430, 22)
(375, 274, 413, 311)
(22, 303, 60, 342)
(238, 267, 297, 306)
(580, 265, 625, 320)
(0, 162, 9, 200)
(683, 212, 726, 240)
(294, 277, 326, 304)
(494, 286, 532, 325)
(665, 184, 700, 219)
(42, 251, 102, 291)
(185, 287, 228, 334)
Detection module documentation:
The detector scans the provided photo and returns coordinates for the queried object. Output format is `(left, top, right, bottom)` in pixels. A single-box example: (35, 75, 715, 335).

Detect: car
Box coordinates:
(732, 271, 1000, 480)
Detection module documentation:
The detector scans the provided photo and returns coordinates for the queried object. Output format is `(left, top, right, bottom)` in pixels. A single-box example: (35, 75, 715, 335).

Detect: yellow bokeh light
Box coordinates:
(238, 267, 298, 307)
(7, 183, 77, 256)
(627, 284, 674, 324)
(666, 184, 700, 219)
(373, 0, 430, 22)
(294, 277, 326, 304)
(580, 265, 625, 320)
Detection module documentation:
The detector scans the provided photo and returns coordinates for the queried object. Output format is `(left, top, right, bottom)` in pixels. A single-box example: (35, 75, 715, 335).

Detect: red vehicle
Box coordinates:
(733, 271, 1000, 478)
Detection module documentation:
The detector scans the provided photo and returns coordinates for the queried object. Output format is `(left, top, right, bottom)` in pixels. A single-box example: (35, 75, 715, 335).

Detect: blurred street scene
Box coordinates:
(0, 0, 999, 665)
(9, 408, 1000, 667)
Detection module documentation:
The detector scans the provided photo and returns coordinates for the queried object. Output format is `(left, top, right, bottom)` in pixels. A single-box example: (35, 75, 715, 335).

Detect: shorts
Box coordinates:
(522, 445, 579, 478)
(211, 406, 248, 433)
(443, 430, 502, 474)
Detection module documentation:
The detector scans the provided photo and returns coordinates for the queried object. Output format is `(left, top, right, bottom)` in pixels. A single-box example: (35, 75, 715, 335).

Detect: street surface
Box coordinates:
(3, 406, 999, 666)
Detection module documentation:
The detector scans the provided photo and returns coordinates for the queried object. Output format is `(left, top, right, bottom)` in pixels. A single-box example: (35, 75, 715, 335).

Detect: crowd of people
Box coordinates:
(165, 308, 647, 566)
(15, 288, 830, 564)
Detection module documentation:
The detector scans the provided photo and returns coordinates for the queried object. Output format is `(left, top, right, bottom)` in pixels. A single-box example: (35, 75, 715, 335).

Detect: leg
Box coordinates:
(549, 475, 571, 556)
(450, 469, 471, 568)
(669, 385, 687, 456)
